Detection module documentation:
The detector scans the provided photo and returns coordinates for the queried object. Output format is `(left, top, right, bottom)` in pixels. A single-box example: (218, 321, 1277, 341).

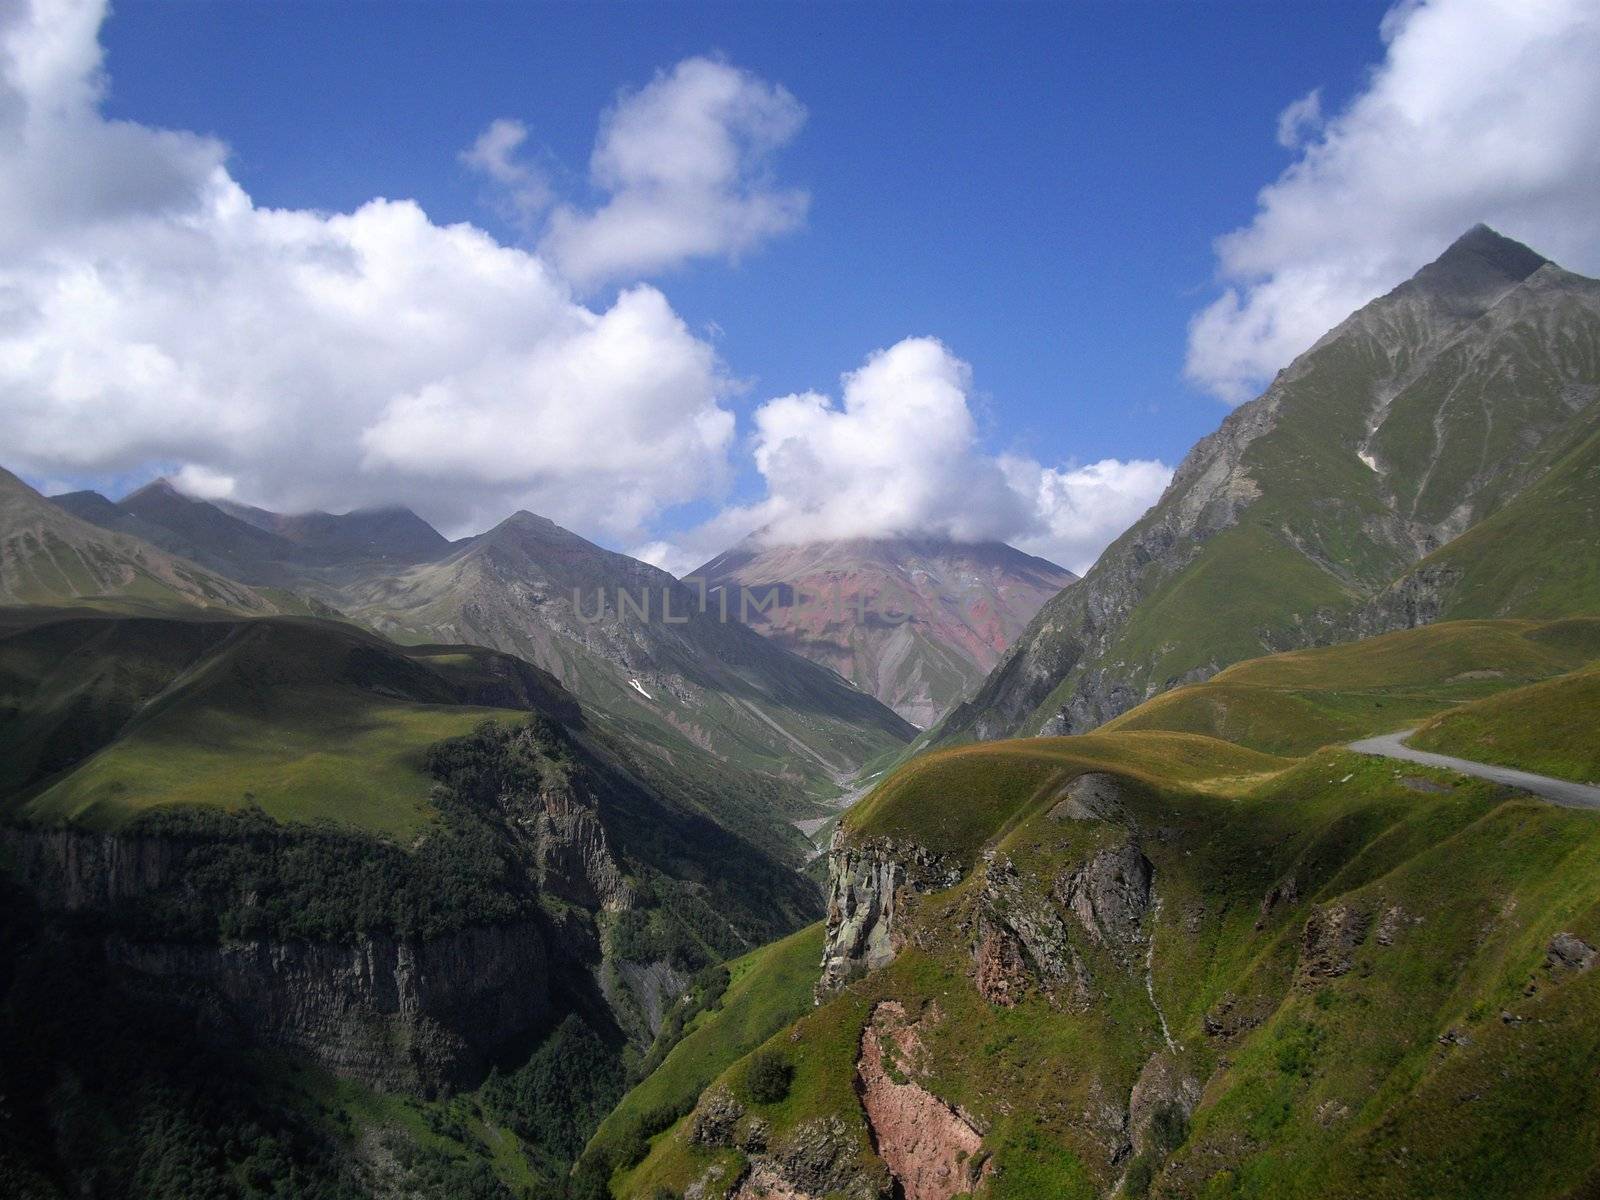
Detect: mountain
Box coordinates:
(0, 466, 276, 614)
(609, 620, 1600, 1199)
(216, 495, 451, 564)
(940, 226, 1600, 743)
(45, 484, 916, 832)
(336, 511, 916, 791)
(57, 478, 452, 583)
(692, 536, 1076, 727)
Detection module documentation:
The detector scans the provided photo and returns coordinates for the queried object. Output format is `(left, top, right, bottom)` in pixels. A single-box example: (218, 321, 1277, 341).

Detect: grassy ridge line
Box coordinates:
(1411, 661, 1600, 784)
(842, 730, 1290, 862)
(1101, 617, 1600, 757)
(585, 924, 823, 1174)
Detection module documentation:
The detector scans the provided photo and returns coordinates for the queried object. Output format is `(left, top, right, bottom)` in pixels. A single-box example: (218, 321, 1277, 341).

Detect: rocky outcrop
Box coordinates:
(817, 833, 959, 998)
(975, 854, 1088, 1008)
(501, 778, 633, 912)
(1048, 772, 1127, 824)
(1058, 843, 1154, 955)
(1296, 904, 1371, 986)
(107, 923, 547, 1094)
(724, 1116, 887, 1200)
(0, 826, 187, 909)
(855, 1001, 991, 1200)
(1546, 932, 1597, 975)
(689, 1085, 746, 1148)
(1126, 1050, 1201, 1159)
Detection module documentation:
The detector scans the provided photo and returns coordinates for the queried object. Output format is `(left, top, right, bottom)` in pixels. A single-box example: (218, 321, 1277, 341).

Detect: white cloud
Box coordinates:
(657, 338, 1172, 577)
(1274, 88, 1322, 150)
(539, 57, 808, 288)
(0, 0, 736, 540)
(171, 463, 236, 500)
(460, 117, 550, 227)
(1187, 0, 1600, 403)
(1000, 456, 1175, 575)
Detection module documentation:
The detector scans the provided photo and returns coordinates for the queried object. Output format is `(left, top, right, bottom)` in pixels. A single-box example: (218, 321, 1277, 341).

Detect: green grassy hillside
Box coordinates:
(621, 729, 1600, 1200)
(1410, 662, 1600, 784)
(583, 924, 824, 1175)
(1102, 618, 1600, 757)
(0, 611, 573, 836)
(844, 731, 1288, 863)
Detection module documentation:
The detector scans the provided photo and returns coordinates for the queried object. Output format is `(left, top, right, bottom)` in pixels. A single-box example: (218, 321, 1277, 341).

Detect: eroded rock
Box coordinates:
(817, 833, 959, 999)
(1546, 932, 1597, 975)
(976, 856, 1089, 1008)
(1048, 773, 1126, 824)
(1255, 874, 1298, 930)
(1058, 843, 1154, 952)
(1296, 904, 1371, 986)
(688, 1085, 745, 1149)
(856, 1002, 991, 1200)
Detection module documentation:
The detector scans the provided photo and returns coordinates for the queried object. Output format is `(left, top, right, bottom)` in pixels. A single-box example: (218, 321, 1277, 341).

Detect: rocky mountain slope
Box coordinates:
(336, 512, 914, 790)
(939, 226, 1600, 743)
(692, 536, 1076, 727)
(48, 485, 915, 841)
(607, 620, 1600, 1199)
(0, 467, 279, 615)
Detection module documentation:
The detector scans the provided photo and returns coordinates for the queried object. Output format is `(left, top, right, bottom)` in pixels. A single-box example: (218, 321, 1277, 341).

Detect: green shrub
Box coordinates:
(744, 1050, 794, 1105)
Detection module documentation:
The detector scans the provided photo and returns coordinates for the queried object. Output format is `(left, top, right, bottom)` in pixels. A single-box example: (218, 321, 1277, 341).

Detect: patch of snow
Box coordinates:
(1358, 451, 1380, 472)
(628, 678, 654, 700)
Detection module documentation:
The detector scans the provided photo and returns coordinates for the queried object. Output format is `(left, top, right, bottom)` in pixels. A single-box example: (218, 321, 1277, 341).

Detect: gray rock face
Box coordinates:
(768, 1116, 887, 1200)
(1059, 843, 1154, 952)
(1048, 773, 1127, 824)
(108, 924, 548, 1094)
(0, 827, 186, 909)
(816, 832, 959, 998)
(1546, 932, 1597, 975)
(689, 1085, 745, 1149)
(1126, 1050, 1201, 1159)
(975, 854, 1088, 1008)
(2, 826, 550, 1094)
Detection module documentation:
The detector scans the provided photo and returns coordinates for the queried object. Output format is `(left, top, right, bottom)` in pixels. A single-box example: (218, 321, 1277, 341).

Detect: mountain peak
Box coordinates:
(1410, 224, 1549, 306)
(121, 476, 185, 504)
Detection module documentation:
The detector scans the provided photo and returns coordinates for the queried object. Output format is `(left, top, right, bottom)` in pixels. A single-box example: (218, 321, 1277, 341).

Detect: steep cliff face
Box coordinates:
(1, 825, 550, 1094)
(107, 924, 547, 1093)
(939, 227, 1600, 742)
(816, 832, 959, 999)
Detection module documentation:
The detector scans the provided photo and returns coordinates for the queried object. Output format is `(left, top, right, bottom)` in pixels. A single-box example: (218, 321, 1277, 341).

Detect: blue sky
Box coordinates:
(97, 0, 1386, 473)
(4, 0, 1598, 573)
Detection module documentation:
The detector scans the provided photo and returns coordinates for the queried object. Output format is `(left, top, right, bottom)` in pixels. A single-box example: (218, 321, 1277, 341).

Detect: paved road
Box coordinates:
(1348, 730, 1600, 811)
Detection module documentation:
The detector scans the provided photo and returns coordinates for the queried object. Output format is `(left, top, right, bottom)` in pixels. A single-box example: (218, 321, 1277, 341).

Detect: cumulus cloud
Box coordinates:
(0, 0, 735, 539)
(1187, 0, 1600, 403)
(653, 338, 1172, 577)
(1000, 456, 1176, 574)
(538, 57, 808, 288)
(459, 117, 550, 227)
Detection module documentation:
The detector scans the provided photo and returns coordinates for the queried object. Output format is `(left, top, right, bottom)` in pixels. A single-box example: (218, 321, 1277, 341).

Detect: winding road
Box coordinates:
(1348, 730, 1600, 811)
